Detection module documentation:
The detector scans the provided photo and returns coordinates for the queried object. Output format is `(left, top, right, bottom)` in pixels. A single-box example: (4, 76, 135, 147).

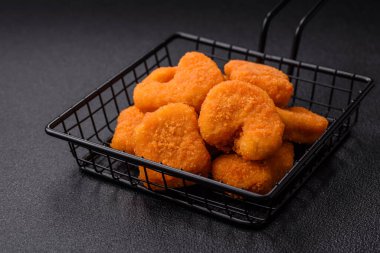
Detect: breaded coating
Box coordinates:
(276, 107, 328, 144)
(213, 155, 273, 194)
(133, 52, 224, 112)
(224, 60, 293, 107)
(134, 103, 211, 190)
(266, 142, 294, 183)
(110, 106, 144, 154)
(142, 66, 177, 83)
(212, 142, 294, 195)
(199, 80, 284, 160)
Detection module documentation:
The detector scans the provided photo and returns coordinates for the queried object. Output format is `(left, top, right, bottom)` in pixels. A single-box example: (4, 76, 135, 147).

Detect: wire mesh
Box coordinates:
(46, 33, 373, 227)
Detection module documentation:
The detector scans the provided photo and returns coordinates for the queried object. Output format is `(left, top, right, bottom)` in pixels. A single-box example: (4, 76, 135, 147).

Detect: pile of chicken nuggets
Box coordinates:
(110, 52, 329, 195)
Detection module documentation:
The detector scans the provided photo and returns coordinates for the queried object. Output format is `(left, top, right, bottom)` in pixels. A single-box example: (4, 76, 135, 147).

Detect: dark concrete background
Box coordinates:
(0, 0, 379, 252)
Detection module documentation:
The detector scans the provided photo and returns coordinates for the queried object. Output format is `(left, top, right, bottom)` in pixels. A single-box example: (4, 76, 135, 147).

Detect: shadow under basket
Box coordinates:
(45, 33, 373, 227)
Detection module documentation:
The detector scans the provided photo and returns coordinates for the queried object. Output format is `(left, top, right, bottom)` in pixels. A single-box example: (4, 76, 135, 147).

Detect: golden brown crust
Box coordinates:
(110, 106, 144, 154)
(276, 107, 329, 144)
(199, 80, 284, 160)
(142, 67, 177, 83)
(134, 103, 211, 190)
(212, 142, 294, 195)
(266, 142, 294, 183)
(133, 52, 224, 112)
(212, 154, 273, 194)
(224, 60, 293, 107)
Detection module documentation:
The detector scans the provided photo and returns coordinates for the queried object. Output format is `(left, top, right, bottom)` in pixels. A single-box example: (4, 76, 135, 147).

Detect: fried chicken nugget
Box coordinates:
(134, 103, 211, 190)
(133, 52, 224, 112)
(224, 60, 293, 107)
(199, 80, 284, 160)
(276, 107, 328, 144)
(212, 142, 294, 195)
(110, 106, 144, 154)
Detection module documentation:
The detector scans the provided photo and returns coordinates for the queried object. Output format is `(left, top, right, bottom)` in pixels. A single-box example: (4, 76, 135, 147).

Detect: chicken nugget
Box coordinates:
(276, 107, 328, 144)
(134, 103, 211, 190)
(110, 106, 144, 154)
(199, 80, 284, 160)
(224, 60, 293, 107)
(212, 142, 294, 195)
(133, 52, 224, 112)
(212, 155, 273, 194)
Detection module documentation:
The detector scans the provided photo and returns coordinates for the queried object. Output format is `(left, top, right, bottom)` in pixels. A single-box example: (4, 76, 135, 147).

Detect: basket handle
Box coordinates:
(258, 0, 327, 68)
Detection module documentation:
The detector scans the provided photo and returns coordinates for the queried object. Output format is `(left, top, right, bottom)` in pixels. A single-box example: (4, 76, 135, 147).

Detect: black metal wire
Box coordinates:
(289, 0, 327, 61)
(257, 0, 291, 54)
(257, 0, 327, 72)
(288, 0, 327, 75)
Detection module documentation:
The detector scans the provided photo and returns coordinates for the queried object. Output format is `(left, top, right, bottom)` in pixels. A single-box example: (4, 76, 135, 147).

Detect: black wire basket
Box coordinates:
(45, 0, 374, 227)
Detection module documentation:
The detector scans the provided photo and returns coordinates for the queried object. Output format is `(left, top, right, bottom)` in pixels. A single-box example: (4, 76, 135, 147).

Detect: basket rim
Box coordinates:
(45, 31, 375, 202)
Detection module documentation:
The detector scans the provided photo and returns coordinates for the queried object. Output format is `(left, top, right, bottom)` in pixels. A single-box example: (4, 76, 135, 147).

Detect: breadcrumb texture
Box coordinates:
(133, 52, 224, 112)
(276, 107, 329, 144)
(212, 142, 294, 195)
(224, 60, 293, 107)
(199, 80, 284, 160)
(134, 103, 211, 190)
(110, 106, 144, 154)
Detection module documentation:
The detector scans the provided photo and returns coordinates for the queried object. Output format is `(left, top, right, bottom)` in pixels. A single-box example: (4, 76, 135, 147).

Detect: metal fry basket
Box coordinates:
(45, 0, 374, 227)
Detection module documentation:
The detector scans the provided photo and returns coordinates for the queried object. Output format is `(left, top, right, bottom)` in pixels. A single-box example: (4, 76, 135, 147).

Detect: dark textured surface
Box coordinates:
(0, 0, 379, 252)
